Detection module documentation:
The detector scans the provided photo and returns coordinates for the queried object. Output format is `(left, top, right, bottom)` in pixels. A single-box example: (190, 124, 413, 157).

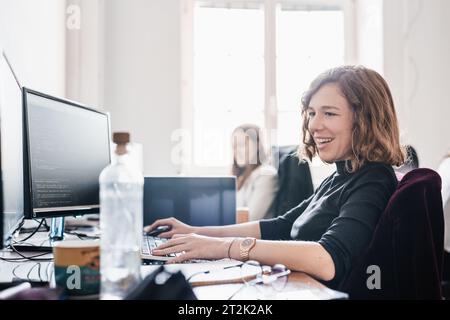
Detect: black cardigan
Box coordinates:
(259, 161, 397, 288)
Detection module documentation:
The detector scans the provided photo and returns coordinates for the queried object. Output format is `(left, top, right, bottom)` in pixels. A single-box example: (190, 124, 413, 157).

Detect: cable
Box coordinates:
(14, 219, 45, 243)
(45, 262, 53, 283)
(47, 262, 54, 284)
(65, 231, 85, 240)
(0, 246, 49, 262)
(0, 254, 51, 262)
(227, 283, 246, 300)
(9, 261, 49, 284)
(186, 262, 243, 282)
(42, 219, 50, 231)
(12, 263, 23, 280)
(8, 244, 53, 262)
(12, 240, 39, 246)
(186, 270, 211, 282)
(26, 263, 39, 282)
(0, 255, 46, 262)
(65, 230, 100, 240)
(37, 262, 43, 282)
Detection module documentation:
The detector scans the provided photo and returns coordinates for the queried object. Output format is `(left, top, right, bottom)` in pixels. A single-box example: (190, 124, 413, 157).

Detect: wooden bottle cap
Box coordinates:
(113, 132, 130, 145)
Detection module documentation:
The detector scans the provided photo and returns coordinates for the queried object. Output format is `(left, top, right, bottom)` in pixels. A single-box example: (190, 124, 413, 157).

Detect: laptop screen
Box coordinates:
(143, 177, 236, 227)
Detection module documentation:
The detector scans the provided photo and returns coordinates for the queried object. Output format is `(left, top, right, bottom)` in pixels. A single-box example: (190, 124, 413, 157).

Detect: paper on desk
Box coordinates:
(141, 259, 244, 285)
(228, 285, 349, 300)
(274, 287, 348, 300)
(140, 260, 349, 300)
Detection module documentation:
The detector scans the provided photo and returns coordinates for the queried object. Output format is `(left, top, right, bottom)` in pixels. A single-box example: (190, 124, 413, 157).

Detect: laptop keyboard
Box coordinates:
(141, 234, 178, 258)
(141, 234, 210, 264)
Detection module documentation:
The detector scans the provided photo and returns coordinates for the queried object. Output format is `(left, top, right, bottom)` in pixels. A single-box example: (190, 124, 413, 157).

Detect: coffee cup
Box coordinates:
(53, 240, 100, 297)
(236, 207, 250, 224)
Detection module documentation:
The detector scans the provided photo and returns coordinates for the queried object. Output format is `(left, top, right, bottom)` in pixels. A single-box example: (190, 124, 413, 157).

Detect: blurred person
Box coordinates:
(231, 124, 278, 220)
(437, 152, 450, 254)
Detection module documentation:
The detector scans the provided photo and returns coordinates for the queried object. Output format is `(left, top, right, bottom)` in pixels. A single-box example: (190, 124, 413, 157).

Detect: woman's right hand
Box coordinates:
(143, 217, 197, 239)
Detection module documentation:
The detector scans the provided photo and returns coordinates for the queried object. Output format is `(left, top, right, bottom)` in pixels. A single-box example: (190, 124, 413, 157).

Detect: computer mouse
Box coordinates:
(145, 225, 171, 237)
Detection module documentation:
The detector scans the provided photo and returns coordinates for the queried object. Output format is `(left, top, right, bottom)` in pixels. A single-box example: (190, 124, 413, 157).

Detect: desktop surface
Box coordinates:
(0, 225, 348, 300)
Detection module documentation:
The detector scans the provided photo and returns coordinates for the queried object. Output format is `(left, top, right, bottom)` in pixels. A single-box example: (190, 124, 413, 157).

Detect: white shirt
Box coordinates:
(437, 157, 450, 252)
(236, 164, 279, 221)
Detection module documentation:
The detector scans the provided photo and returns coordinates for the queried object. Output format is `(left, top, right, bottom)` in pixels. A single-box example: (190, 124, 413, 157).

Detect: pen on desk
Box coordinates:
(186, 262, 243, 282)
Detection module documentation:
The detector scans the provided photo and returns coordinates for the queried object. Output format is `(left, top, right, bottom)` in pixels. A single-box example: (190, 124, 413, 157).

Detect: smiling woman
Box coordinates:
(301, 66, 405, 172)
(305, 84, 354, 164)
(145, 65, 405, 291)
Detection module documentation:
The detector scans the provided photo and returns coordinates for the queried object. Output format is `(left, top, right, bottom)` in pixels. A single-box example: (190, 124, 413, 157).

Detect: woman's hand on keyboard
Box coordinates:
(144, 218, 195, 239)
(152, 233, 233, 263)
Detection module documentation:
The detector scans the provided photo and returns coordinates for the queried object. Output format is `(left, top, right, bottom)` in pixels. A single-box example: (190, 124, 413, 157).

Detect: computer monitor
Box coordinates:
(0, 142, 3, 249)
(22, 88, 111, 220)
(0, 52, 25, 248)
(143, 176, 236, 227)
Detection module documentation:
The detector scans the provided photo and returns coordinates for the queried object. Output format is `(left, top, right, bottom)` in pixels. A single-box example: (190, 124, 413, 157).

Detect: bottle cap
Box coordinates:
(113, 132, 130, 145)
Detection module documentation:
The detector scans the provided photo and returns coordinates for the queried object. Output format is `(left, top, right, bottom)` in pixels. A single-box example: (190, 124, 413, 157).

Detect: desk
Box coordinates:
(1, 227, 348, 300)
(1, 250, 347, 300)
(142, 260, 347, 300)
(0, 251, 53, 283)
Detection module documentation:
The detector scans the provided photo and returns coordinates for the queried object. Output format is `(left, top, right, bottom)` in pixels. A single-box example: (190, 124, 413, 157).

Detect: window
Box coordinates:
(181, 0, 353, 174)
(193, 5, 264, 168)
(276, 8, 345, 146)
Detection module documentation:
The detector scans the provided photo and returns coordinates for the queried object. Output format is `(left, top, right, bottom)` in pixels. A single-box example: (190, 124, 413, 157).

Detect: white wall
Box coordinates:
(64, 0, 450, 174)
(102, 0, 181, 175)
(383, 0, 450, 169)
(355, 0, 383, 73)
(65, 0, 105, 107)
(0, 0, 66, 96)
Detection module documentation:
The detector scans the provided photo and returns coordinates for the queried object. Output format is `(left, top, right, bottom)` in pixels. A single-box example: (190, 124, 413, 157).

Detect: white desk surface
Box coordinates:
(1, 229, 347, 300)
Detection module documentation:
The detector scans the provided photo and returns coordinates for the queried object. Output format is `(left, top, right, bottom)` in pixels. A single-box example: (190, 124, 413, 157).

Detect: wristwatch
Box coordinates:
(239, 237, 256, 261)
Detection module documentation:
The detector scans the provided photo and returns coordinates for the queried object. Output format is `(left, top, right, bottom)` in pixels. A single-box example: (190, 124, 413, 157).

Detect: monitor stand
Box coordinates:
(49, 217, 65, 241)
(11, 217, 65, 253)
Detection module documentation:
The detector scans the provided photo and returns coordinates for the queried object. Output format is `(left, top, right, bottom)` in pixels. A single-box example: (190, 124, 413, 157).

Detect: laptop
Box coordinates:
(141, 176, 236, 264)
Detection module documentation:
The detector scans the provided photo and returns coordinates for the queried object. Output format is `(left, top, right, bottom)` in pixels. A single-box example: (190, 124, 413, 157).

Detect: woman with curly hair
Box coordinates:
(146, 66, 404, 289)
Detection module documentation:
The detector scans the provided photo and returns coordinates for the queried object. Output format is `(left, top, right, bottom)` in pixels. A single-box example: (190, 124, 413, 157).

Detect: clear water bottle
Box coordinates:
(99, 132, 143, 300)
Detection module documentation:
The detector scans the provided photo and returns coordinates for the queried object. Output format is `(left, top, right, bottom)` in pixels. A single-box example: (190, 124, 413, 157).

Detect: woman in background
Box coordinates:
(231, 124, 278, 220)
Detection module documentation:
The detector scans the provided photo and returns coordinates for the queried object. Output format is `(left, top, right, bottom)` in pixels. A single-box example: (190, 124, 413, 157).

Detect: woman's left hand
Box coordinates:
(152, 233, 233, 264)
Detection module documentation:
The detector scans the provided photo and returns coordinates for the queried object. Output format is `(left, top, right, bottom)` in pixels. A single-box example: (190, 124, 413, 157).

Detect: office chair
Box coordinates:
(395, 145, 419, 175)
(340, 168, 445, 299)
(271, 146, 314, 216)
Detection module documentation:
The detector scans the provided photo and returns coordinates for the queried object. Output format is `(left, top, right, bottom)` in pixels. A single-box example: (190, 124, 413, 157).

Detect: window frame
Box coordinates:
(180, 0, 356, 175)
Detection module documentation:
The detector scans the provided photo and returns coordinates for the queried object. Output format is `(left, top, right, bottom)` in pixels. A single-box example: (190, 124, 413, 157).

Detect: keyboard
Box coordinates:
(141, 234, 211, 265)
(141, 234, 179, 263)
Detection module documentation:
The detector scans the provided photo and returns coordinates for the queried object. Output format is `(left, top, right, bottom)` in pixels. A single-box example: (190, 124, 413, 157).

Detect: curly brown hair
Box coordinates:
(300, 65, 405, 172)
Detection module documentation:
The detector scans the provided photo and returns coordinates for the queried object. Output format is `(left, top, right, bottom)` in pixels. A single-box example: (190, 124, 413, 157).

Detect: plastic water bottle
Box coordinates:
(99, 132, 143, 300)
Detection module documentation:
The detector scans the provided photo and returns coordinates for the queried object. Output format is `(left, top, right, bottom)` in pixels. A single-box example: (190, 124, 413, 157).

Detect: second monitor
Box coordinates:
(23, 88, 111, 220)
(143, 177, 236, 227)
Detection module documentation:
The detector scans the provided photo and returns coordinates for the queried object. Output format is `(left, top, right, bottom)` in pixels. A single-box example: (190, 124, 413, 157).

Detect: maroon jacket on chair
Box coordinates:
(340, 168, 444, 299)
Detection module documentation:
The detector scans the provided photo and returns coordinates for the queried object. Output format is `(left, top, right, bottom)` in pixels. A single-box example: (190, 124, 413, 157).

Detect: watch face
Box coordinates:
(242, 238, 253, 248)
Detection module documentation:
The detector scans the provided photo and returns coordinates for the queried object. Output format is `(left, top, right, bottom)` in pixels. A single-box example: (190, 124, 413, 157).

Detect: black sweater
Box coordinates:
(259, 161, 398, 289)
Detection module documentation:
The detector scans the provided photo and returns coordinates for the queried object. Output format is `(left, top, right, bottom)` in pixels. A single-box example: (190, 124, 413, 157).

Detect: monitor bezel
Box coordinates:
(0, 125, 3, 248)
(0, 51, 25, 248)
(22, 87, 111, 219)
